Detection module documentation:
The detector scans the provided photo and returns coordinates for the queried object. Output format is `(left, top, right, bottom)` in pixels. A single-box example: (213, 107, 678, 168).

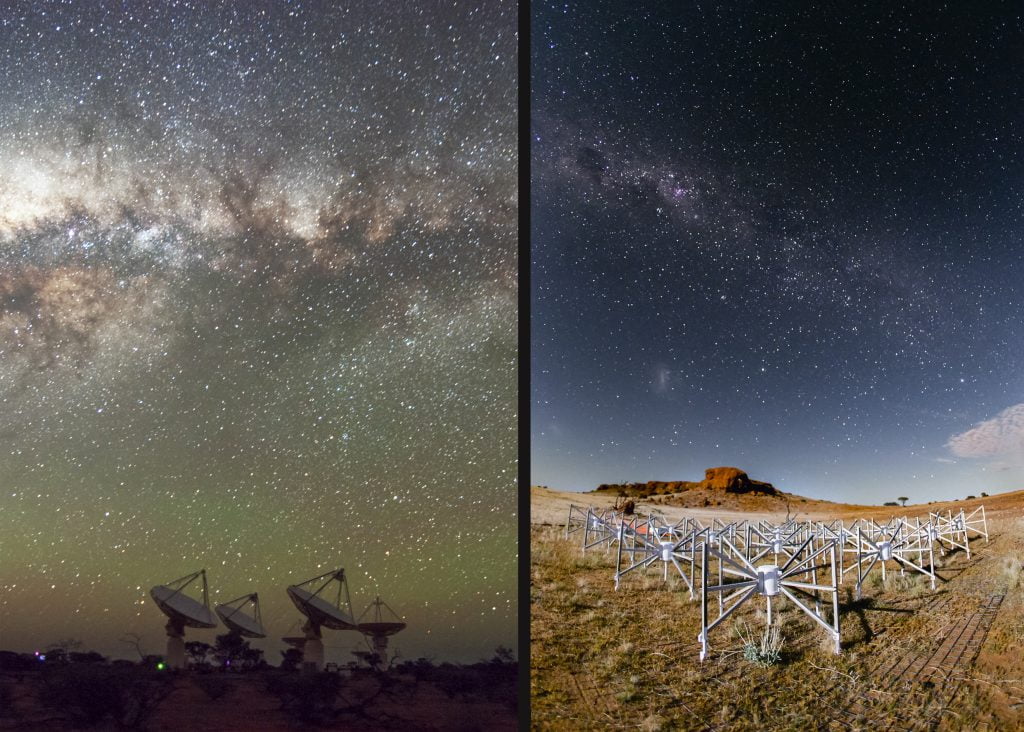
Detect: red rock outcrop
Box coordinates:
(699, 467, 776, 495)
(593, 468, 776, 497)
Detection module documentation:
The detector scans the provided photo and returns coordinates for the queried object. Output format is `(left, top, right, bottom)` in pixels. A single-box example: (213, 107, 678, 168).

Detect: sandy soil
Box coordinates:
(531, 484, 1019, 526)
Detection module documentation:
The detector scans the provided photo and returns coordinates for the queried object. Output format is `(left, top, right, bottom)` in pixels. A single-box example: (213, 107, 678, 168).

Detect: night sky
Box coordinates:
(532, 3, 1024, 503)
(0, 1, 516, 664)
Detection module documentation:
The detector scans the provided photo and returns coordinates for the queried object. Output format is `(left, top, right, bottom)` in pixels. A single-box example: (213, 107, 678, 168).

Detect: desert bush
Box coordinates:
(267, 671, 341, 725)
(882, 571, 916, 594)
(735, 620, 783, 667)
(43, 666, 133, 725)
(41, 664, 173, 728)
(1001, 556, 1022, 590)
(910, 571, 933, 595)
(68, 651, 106, 665)
(433, 663, 488, 699)
(615, 681, 641, 703)
(866, 570, 885, 592)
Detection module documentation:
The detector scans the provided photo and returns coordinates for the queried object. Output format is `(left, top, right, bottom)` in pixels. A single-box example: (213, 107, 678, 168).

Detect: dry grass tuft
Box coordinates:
(735, 620, 784, 667)
(1001, 556, 1022, 590)
(639, 713, 666, 731)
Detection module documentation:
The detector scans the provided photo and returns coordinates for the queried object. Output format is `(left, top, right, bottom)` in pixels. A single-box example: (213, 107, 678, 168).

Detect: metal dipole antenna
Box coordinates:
(566, 504, 589, 540)
(699, 541, 708, 661)
(962, 505, 989, 544)
(830, 543, 840, 653)
(851, 519, 938, 598)
(614, 525, 697, 598)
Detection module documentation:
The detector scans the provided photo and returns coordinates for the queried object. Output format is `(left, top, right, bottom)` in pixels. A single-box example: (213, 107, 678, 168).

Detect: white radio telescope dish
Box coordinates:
(285, 568, 359, 671)
(215, 593, 266, 638)
(149, 570, 217, 668)
(357, 596, 406, 668)
(286, 568, 357, 630)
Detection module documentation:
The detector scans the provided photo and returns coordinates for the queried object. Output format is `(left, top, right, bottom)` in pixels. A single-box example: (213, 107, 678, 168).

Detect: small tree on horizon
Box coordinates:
(213, 632, 247, 669)
(491, 646, 514, 664)
(279, 648, 303, 671)
(351, 649, 381, 669)
(898, 496, 908, 507)
(119, 633, 146, 661)
(185, 641, 213, 667)
(68, 651, 106, 665)
(47, 638, 83, 653)
(213, 631, 263, 670)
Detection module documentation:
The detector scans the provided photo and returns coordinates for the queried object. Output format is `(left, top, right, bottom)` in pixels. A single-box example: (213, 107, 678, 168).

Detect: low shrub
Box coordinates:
(735, 620, 783, 668)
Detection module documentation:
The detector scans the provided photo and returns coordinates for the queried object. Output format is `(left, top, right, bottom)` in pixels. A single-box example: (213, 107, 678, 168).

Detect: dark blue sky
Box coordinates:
(532, 2, 1024, 502)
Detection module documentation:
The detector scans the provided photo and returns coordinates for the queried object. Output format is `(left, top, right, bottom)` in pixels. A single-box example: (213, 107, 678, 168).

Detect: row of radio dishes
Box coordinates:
(149, 568, 405, 669)
(150, 571, 261, 635)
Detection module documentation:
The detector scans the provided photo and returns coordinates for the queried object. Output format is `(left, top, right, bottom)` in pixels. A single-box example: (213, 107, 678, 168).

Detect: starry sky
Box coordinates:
(0, 1, 516, 664)
(532, 2, 1024, 504)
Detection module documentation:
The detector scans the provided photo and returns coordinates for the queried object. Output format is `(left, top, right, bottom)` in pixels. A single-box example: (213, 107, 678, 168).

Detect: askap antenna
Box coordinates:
(357, 596, 406, 667)
(150, 570, 217, 668)
(215, 593, 266, 638)
(280, 620, 307, 656)
(286, 568, 357, 671)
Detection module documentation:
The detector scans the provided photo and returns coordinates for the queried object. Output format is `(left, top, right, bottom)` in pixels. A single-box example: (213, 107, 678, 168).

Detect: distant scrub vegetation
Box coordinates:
(0, 644, 517, 727)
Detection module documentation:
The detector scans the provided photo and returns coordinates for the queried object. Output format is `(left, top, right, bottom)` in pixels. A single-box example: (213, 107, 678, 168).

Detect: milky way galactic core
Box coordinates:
(0, 1, 516, 663)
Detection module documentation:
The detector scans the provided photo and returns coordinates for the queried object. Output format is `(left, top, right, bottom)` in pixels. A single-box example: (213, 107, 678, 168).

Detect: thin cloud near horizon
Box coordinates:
(947, 403, 1024, 459)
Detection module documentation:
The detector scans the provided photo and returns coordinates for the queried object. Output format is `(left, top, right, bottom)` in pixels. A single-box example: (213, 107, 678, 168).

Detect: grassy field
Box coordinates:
(531, 508, 1024, 731)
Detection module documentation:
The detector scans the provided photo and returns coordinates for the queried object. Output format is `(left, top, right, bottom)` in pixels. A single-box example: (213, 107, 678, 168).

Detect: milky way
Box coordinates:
(532, 2, 1024, 504)
(0, 1, 516, 664)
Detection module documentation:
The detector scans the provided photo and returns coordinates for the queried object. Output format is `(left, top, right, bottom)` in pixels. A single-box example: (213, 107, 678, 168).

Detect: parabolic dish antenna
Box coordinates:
(286, 569, 357, 630)
(150, 570, 217, 628)
(151, 585, 218, 628)
(215, 593, 266, 638)
(357, 595, 406, 666)
(149, 570, 217, 668)
(285, 568, 359, 671)
(357, 595, 406, 636)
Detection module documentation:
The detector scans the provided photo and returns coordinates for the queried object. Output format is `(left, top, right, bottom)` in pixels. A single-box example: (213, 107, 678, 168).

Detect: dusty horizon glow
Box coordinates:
(532, 2, 1024, 504)
(0, 1, 516, 665)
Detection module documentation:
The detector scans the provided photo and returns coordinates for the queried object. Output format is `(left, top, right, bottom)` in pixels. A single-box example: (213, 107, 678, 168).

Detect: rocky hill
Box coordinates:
(593, 467, 777, 498)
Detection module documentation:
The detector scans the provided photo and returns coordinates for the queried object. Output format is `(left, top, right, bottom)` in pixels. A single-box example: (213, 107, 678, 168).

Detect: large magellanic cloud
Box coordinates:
(947, 404, 1024, 458)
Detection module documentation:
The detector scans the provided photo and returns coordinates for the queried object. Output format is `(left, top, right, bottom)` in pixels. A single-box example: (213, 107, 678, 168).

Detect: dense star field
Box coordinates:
(0, 1, 516, 663)
(532, 3, 1024, 502)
